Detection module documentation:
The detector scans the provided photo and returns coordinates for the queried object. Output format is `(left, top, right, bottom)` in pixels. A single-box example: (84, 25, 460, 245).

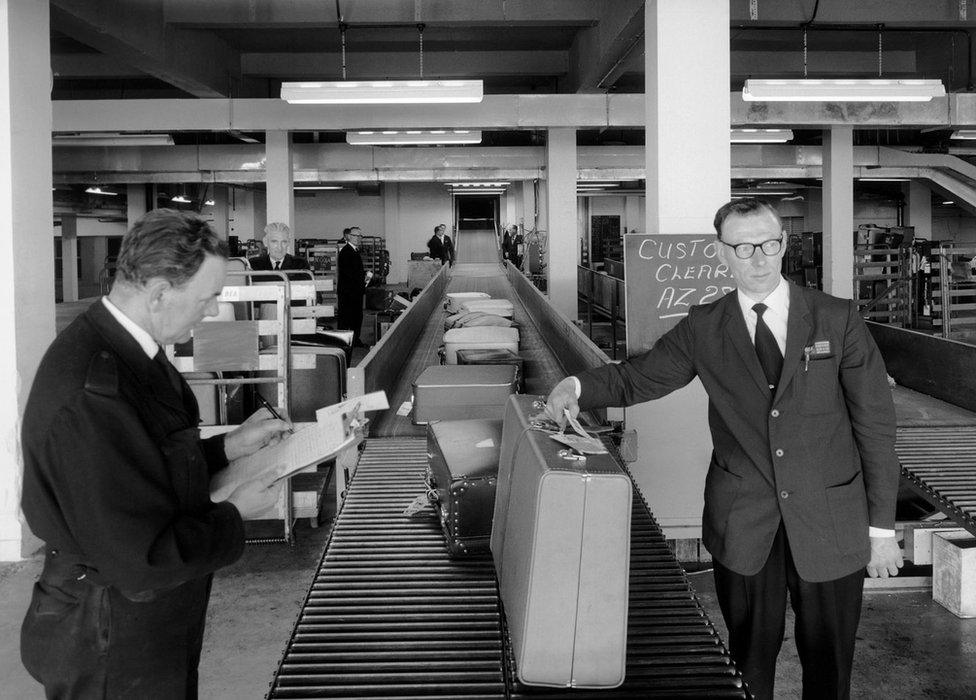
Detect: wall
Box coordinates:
(295, 189, 385, 240)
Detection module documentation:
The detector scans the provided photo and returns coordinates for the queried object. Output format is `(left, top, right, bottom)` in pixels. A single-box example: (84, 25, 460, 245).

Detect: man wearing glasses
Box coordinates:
(545, 198, 901, 699)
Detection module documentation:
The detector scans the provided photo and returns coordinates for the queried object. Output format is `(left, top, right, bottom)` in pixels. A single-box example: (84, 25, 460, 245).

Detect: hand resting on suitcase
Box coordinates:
(543, 377, 581, 428)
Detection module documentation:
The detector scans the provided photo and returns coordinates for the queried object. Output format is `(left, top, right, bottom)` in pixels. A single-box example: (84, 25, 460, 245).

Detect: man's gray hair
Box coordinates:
(114, 209, 227, 287)
(263, 221, 291, 239)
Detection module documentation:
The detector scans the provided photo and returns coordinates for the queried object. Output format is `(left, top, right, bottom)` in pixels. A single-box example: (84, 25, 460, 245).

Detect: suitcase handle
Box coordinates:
(424, 468, 439, 503)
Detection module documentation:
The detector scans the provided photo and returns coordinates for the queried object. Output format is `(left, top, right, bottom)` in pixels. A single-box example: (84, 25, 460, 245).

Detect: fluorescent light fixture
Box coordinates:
(55, 132, 175, 146)
(171, 194, 191, 203)
(451, 189, 505, 195)
(447, 182, 510, 187)
(731, 128, 794, 143)
(347, 130, 481, 145)
(951, 130, 976, 140)
(281, 80, 483, 104)
(731, 190, 797, 196)
(577, 183, 619, 188)
(742, 78, 945, 102)
(294, 185, 344, 190)
(942, 200, 955, 205)
(85, 186, 118, 196)
(204, 199, 215, 206)
(858, 177, 910, 182)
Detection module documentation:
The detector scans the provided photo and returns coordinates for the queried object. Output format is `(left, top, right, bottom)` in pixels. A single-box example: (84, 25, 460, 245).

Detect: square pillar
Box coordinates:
(266, 130, 295, 250)
(822, 126, 855, 298)
(903, 180, 932, 240)
(126, 183, 147, 226)
(60, 214, 79, 302)
(546, 128, 578, 318)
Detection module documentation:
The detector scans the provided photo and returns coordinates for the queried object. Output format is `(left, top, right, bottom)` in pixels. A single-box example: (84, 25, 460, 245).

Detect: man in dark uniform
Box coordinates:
(545, 199, 903, 700)
(248, 221, 310, 272)
(427, 223, 455, 266)
(336, 227, 369, 348)
(20, 209, 289, 698)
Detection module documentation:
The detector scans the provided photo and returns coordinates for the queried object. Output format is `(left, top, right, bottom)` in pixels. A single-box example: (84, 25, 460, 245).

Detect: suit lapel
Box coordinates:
(722, 295, 771, 396)
(775, 284, 813, 403)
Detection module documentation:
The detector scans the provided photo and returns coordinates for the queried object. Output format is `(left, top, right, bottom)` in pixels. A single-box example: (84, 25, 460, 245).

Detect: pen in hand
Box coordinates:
(255, 393, 295, 434)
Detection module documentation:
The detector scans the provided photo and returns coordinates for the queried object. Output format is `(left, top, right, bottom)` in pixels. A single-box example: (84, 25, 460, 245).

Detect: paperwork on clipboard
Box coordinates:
(210, 391, 389, 501)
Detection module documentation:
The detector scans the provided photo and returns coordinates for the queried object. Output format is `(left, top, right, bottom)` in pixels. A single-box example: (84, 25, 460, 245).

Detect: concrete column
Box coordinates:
(265, 130, 295, 249)
(522, 180, 537, 233)
(904, 180, 933, 240)
(1, 0, 55, 560)
(126, 183, 147, 226)
(822, 126, 855, 298)
(505, 187, 518, 229)
(60, 214, 79, 303)
(383, 183, 406, 285)
(546, 128, 578, 318)
(209, 184, 230, 241)
(628, 0, 730, 539)
(624, 196, 641, 234)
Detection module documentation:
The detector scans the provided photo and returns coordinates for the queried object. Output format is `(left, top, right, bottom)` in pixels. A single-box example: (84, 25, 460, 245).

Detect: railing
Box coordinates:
(577, 265, 626, 360)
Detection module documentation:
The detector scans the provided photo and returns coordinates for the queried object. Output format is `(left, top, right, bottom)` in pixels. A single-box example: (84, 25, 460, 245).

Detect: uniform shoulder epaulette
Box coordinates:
(85, 350, 119, 397)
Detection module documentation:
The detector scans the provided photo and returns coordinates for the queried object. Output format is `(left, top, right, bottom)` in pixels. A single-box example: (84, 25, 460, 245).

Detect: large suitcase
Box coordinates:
(442, 326, 519, 364)
(445, 291, 490, 313)
(458, 298, 514, 318)
(426, 419, 503, 556)
(258, 346, 346, 422)
(491, 394, 632, 689)
(456, 347, 525, 391)
(413, 364, 518, 424)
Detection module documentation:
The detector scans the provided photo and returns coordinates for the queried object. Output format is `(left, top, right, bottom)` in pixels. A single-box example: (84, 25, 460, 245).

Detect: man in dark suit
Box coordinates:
(427, 223, 455, 266)
(337, 227, 369, 348)
(248, 221, 310, 272)
(20, 209, 290, 697)
(545, 198, 902, 699)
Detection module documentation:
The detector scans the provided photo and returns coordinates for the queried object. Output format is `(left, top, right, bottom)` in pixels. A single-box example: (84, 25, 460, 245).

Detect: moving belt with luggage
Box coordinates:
(268, 437, 748, 699)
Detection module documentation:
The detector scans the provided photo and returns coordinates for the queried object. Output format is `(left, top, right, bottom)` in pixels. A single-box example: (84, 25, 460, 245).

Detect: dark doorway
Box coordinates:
(455, 196, 498, 231)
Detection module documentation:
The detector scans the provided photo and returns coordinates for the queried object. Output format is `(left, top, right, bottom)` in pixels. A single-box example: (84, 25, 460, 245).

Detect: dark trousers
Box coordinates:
(713, 523, 865, 700)
(337, 295, 364, 346)
(22, 555, 212, 699)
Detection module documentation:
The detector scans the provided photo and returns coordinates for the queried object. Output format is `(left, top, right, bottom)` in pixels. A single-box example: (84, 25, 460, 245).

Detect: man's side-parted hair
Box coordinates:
(712, 198, 783, 238)
(114, 208, 228, 287)
(263, 221, 291, 239)
(434, 224, 446, 234)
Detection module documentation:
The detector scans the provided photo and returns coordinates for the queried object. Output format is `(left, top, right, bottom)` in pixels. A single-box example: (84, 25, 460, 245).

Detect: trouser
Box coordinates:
(337, 298, 364, 346)
(21, 552, 212, 700)
(713, 523, 865, 700)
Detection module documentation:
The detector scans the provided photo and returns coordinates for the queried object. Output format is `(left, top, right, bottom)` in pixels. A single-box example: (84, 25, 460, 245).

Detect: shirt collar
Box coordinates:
(736, 275, 790, 318)
(102, 296, 159, 359)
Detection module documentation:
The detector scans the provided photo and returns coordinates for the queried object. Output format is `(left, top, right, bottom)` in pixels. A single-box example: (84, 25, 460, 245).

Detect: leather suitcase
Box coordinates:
(455, 348, 525, 391)
(426, 419, 503, 556)
(458, 298, 514, 318)
(413, 365, 518, 424)
(442, 327, 519, 364)
(445, 291, 490, 313)
(491, 394, 631, 689)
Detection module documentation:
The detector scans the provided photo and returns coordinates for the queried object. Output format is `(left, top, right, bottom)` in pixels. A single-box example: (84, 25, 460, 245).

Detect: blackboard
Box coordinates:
(623, 233, 735, 354)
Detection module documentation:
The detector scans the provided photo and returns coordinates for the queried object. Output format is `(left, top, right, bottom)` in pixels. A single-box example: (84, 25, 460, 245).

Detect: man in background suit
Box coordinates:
(337, 227, 369, 348)
(545, 198, 902, 699)
(248, 221, 310, 272)
(427, 223, 455, 266)
(20, 209, 289, 697)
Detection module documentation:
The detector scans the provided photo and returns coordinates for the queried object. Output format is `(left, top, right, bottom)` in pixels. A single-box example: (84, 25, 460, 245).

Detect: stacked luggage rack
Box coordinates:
(268, 437, 749, 699)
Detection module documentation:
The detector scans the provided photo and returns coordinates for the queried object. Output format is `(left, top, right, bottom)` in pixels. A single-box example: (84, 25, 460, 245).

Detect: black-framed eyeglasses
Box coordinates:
(721, 236, 784, 259)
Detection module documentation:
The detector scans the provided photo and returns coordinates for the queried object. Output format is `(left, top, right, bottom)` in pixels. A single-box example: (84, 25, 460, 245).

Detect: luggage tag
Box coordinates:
(547, 409, 609, 455)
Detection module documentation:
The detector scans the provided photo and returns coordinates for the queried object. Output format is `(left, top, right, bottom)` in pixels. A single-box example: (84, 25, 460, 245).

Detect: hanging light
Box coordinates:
(346, 130, 482, 145)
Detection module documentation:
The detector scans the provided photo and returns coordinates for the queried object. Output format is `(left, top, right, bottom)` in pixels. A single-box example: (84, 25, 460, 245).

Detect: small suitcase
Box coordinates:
(491, 394, 631, 689)
(445, 311, 516, 330)
(445, 291, 490, 313)
(442, 327, 519, 364)
(456, 348, 525, 391)
(412, 365, 518, 424)
(426, 419, 503, 556)
(459, 298, 514, 318)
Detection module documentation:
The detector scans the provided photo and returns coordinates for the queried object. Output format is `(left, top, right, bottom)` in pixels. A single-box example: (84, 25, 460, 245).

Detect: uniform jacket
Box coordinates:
(336, 242, 366, 303)
(427, 234, 455, 265)
(21, 300, 245, 594)
(577, 283, 900, 582)
(248, 252, 310, 271)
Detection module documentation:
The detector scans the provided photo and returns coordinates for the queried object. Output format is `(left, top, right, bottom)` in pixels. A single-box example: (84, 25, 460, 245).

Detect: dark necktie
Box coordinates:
(153, 348, 184, 397)
(752, 303, 783, 391)
(273, 260, 281, 270)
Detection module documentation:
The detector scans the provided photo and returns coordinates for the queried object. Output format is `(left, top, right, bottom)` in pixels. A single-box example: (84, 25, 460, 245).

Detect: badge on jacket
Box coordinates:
(803, 340, 832, 371)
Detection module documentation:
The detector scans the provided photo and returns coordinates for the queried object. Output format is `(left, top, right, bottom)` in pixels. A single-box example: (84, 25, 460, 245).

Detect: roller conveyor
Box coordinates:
(270, 231, 747, 697)
(895, 426, 976, 537)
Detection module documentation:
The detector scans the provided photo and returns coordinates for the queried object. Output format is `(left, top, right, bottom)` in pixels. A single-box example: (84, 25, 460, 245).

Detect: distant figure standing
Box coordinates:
(427, 224, 455, 266)
(248, 222, 310, 271)
(337, 227, 369, 348)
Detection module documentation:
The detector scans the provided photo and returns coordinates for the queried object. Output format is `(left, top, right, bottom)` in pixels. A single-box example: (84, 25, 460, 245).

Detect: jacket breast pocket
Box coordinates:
(797, 357, 840, 415)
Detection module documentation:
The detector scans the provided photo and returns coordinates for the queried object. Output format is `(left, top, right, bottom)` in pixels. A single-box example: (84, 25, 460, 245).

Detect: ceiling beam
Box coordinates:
(565, 0, 643, 92)
(51, 0, 244, 98)
(242, 51, 567, 80)
(730, 0, 976, 28)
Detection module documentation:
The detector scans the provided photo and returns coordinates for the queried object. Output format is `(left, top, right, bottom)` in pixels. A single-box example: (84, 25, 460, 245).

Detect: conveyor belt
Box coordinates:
(896, 426, 976, 537)
(269, 439, 748, 699)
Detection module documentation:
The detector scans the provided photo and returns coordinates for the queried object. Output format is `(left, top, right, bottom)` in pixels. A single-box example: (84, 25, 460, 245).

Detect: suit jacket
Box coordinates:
(248, 252, 310, 271)
(577, 283, 899, 582)
(427, 234, 455, 265)
(21, 300, 244, 594)
(336, 242, 365, 303)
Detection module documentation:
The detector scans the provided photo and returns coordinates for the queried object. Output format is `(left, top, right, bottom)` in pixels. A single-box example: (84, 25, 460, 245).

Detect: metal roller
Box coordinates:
(269, 438, 749, 699)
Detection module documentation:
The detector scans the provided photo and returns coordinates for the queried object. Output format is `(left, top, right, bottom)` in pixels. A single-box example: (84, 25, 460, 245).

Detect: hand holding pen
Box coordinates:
(255, 393, 295, 434)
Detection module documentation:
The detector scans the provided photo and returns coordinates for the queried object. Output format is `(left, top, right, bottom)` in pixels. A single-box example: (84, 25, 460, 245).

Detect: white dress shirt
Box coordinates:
(102, 296, 158, 359)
